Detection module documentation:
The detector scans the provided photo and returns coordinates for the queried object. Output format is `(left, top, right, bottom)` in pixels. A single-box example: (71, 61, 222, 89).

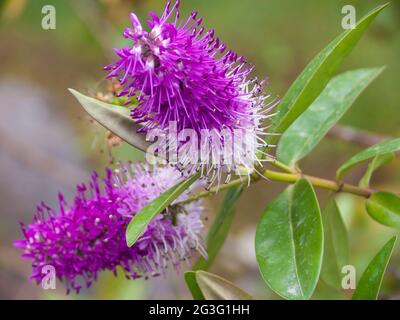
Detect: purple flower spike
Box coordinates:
(14, 163, 206, 294)
(104, 1, 279, 182)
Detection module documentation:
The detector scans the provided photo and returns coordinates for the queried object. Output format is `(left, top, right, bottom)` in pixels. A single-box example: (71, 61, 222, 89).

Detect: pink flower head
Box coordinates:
(15, 163, 205, 294)
(105, 1, 278, 185)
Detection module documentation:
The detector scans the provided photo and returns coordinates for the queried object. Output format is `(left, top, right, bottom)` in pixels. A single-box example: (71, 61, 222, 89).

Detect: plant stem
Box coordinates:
(181, 168, 373, 204)
(180, 158, 296, 205)
(180, 176, 249, 205)
(264, 155, 297, 174)
(262, 170, 373, 198)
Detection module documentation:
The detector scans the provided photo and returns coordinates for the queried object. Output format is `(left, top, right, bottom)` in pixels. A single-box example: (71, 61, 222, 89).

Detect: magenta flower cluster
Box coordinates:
(105, 0, 276, 140)
(15, 164, 205, 294)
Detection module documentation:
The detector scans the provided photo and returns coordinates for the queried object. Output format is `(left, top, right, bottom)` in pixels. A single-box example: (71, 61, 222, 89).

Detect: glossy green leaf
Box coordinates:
(321, 200, 349, 290)
(126, 173, 199, 247)
(352, 236, 397, 300)
(195, 271, 253, 300)
(359, 153, 395, 188)
(193, 186, 243, 271)
(255, 179, 323, 300)
(366, 192, 400, 228)
(184, 271, 205, 300)
(337, 138, 400, 181)
(269, 4, 387, 144)
(277, 68, 384, 167)
(69, 89, 150, 152)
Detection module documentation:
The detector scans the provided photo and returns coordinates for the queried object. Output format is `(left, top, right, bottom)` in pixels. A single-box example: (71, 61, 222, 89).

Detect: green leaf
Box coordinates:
(69, 89, 150, 152)
(359, 153, 395, 188)
(193, 186, 243, 271)
(336, 138, 400, 181)
(352, 236, 397, 300)
(126, 173, 199, 247)
(184, 271, 205, 300)
(255, 179, 323, 300)
(366, 192, 400, 228)
(194, 271, 253, 300)
(277, 68, 384, 167)
(321, 200, 349, 290)
(269, 4, 387, 143)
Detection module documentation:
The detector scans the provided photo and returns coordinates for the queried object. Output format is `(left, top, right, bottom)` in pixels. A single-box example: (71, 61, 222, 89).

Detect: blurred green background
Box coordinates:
(0, 0, 399, 299)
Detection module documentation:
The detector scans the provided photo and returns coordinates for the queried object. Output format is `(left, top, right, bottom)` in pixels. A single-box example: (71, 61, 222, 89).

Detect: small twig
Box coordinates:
(327, 125, 389, 148)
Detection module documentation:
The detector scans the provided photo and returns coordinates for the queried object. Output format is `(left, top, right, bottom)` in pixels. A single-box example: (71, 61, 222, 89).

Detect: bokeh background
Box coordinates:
(0, 0, 399, 299)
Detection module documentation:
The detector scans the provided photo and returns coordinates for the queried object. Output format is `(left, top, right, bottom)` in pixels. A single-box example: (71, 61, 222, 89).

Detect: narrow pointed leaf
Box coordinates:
(126, 173, 200, 247)
(366, 192, 400, 228)
(69, 89, 150, 152)
(184, 271, 205, 300)
(269, 4, 387, 144)
(336, 138, 400, 181)
(277, 68, 384, 167)
(359, 153, 395, 188)
(195, 271, 253, 300)
(255, 179, 323, 300)
(352, 236, 397, 300)
(321, 200, 349, 290)
(193, 186, 243, 271)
